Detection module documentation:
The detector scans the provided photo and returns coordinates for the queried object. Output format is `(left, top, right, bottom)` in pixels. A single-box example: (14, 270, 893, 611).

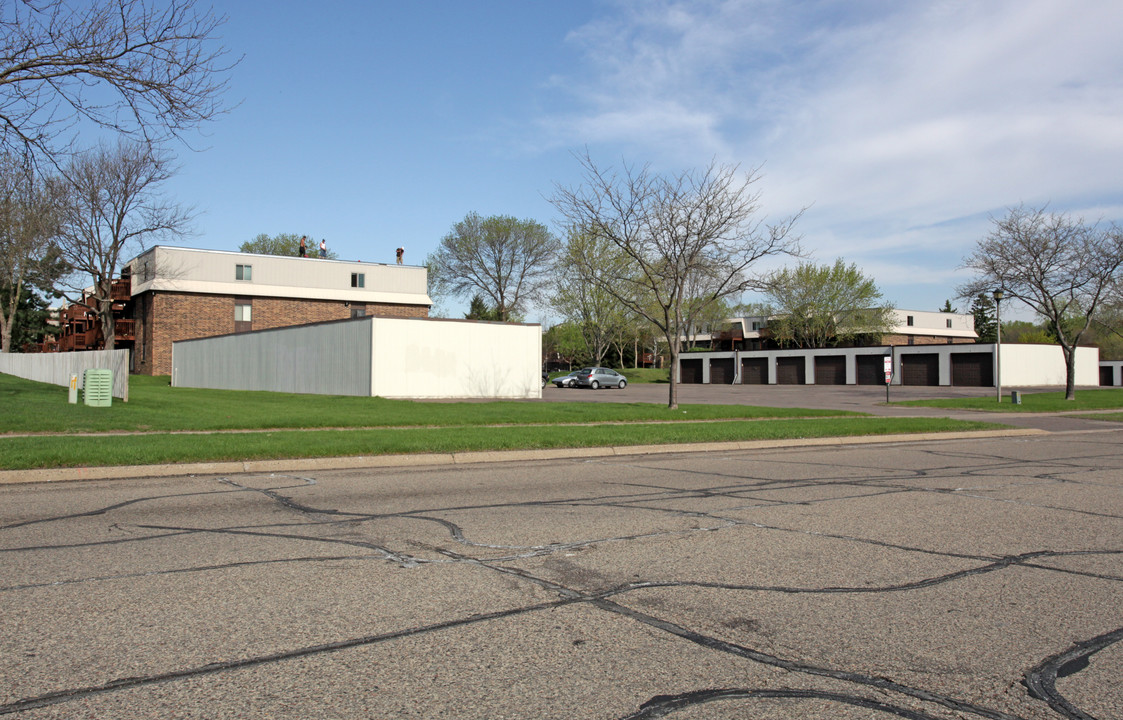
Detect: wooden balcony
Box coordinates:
(110, 277, 131, 302)
(114, 319, 135, 341)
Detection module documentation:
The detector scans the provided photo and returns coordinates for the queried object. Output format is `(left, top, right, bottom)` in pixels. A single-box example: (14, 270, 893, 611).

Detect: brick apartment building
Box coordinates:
(127, 246, 431, 375)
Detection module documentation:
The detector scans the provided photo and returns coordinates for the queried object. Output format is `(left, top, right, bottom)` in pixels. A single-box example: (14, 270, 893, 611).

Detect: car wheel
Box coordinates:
(590, 380, 599, 389)
(618, 379, 627, 389)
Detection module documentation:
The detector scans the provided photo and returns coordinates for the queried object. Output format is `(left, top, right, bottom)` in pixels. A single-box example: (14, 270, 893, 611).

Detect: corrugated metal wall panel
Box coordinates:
(173, 319, 372, 396)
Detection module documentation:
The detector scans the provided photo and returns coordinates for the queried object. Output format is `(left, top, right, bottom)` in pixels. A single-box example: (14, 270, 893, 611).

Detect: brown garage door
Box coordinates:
(901, 354, 939, 386)
(814, 356, 846, 385)
(742, 357, 768, 385)
(1101, 366, 1114, 386)
(710, 358, 735, 384)
(951, 352, 994, 387)
(680, 358, 703, 384)
(776, 357, 806, 385)
(856, 355, 887, 385)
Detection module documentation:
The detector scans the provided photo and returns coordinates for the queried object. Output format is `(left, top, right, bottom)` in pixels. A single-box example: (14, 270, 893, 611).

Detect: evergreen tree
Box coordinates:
(971, 293, 997, 343)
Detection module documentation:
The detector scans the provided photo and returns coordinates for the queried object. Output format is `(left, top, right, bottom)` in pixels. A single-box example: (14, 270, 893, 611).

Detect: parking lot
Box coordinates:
(1, 410, 1120, 719)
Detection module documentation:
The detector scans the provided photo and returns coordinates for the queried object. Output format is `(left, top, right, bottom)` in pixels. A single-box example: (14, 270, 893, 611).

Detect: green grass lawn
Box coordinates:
(893, 388, 1123, 412)
(0, 373, 1005, 471)
(0, 417, 1002, 470)
(1, 373, 852, 434)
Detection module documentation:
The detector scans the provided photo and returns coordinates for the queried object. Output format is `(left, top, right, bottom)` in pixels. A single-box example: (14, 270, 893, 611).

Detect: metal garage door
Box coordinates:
(856, 355, 887, 385)
(814, 356, 846, 385)
(742, 357, 768, 385)
(680, 358, 703, 384)
(901, 354, 939, 386)
(1101, 367, 1113, 386)
(710, 358, 735, 384)
(951, 352, 994, 387)
(776, 357, 806, 385)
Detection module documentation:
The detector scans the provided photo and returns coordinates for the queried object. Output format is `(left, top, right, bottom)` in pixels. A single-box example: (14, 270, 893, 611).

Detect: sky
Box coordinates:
(159, 0, 1123, 323)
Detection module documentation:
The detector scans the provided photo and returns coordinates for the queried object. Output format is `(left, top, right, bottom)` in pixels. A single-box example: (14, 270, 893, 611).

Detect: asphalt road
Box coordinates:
(1, 422, 1121, 718)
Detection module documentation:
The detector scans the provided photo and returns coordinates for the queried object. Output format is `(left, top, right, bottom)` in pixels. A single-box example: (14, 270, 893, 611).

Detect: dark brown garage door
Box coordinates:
(742, 357, 768, 385)
(710, 358, 735, 384)
(901, 354, 939, 386)
(1102, 366, 1114, 386)
(680, 358, 703, 384)
(814, 356, 846, 385)
(856, 355, 888, 385)
(776, 357, 806, 385)
(951, 352, 994, 387)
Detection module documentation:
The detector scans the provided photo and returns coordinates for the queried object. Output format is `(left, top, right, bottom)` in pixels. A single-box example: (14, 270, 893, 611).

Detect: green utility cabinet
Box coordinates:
(83, 368, 113, 407)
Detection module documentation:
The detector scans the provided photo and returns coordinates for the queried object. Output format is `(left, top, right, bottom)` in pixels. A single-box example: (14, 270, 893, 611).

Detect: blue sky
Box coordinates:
(163, 0, 1123, 322)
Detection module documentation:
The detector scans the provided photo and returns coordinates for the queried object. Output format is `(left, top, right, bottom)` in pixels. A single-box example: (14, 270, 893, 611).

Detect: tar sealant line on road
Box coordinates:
(0, 428, 1045, 486)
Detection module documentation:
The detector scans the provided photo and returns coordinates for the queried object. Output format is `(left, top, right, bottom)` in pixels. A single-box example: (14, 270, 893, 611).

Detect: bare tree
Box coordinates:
(0, 0, 235, 160)
(552, 154, 802, 409)
(56, 139, 191, 349)
(427, 212, 560, 322)
(0, 151, 64, 352)
(959, 204, 1123, 400)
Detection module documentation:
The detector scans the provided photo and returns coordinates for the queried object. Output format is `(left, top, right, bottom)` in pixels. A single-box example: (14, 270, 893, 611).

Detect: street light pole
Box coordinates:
(993, 288, 1005, 402)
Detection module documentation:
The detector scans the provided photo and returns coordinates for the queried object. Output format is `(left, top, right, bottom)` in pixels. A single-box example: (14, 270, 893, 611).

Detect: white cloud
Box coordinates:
(538, 0, 1123, 310)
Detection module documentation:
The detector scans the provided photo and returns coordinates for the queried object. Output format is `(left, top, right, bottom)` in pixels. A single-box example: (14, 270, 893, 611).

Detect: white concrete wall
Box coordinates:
(370, 318, 541, 399)
(1000, 344, 1099, 386)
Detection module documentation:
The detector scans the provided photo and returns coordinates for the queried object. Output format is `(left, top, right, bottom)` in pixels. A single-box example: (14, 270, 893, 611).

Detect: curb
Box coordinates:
(0, 428, 1046, 486)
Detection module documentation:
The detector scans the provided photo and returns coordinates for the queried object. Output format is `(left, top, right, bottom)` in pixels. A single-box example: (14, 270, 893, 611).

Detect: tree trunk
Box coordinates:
(1063, 344, 1076, 400)
(99, 295, 116, 351)
(666, 341, 679, 410)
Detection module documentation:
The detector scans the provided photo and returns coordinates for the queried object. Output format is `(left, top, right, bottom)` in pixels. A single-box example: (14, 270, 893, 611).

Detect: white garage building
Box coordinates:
(171, 315, 543, 399)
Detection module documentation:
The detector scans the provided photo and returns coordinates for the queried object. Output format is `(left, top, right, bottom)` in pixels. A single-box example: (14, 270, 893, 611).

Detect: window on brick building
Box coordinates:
(946, 319, 952, 328)
(350, 307, 366, 318)
(351, 272, 365, 288)
(236, 264, 252, 281)
(906, 315, 914, 326)
(235, 304, 252, 322)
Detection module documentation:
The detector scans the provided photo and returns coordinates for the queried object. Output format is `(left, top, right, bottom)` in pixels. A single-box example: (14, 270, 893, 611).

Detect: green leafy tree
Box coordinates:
(240, 233, 337, 260)
(543, 321, 586, 368)
(970, 293, 997, 343)
(428, 212, 559, 322)
(0, 284, 53, 349)
(1002, 320, 1053, 344)
(551, 154, 801, 409)
(763, 259, 894, 348)
(553, 229, 634, 365)
(960, 204, 1123, 399)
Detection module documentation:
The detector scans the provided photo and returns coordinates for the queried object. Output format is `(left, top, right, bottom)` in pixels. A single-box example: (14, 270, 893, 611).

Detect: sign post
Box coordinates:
(884, 355, 893, 402)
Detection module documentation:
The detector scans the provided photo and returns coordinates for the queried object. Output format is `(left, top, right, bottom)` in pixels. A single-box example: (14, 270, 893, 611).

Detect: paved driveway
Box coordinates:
(2, 427, 1120, 719)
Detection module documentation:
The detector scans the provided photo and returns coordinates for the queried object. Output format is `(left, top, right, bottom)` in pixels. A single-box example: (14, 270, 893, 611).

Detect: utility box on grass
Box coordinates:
(83, 369, 113, 407)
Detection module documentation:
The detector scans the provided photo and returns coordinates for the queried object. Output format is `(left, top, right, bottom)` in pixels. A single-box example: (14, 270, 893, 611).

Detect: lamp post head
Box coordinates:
(992, 288, 1005, 302)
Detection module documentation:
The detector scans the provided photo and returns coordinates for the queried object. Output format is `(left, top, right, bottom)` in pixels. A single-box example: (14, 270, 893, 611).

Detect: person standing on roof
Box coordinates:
(396, 246, 404, 264)
(319, 239, 327, 258)
(299, 236, 307, 257)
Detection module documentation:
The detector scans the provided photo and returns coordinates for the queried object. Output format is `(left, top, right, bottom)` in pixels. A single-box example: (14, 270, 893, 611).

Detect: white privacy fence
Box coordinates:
(0, 349, 130, 401)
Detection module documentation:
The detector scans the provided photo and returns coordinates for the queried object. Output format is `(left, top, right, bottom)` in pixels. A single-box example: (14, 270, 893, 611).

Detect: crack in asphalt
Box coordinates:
(1, 442, 1120, 718)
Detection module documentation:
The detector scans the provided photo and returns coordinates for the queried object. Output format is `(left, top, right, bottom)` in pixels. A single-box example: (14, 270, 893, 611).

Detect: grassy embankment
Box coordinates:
(1, 373, 1003, 470)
